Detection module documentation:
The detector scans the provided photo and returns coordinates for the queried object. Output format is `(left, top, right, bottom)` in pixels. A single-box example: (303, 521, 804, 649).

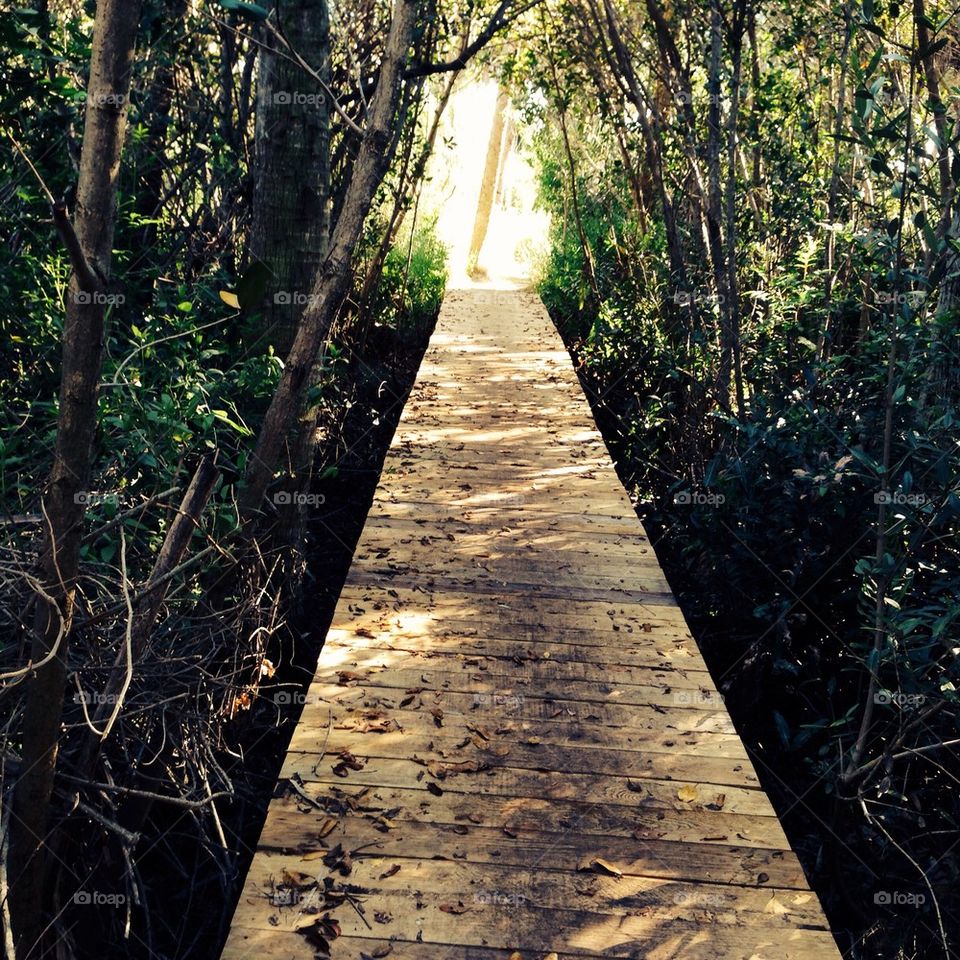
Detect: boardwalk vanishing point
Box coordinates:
(220, 287, 842, 959)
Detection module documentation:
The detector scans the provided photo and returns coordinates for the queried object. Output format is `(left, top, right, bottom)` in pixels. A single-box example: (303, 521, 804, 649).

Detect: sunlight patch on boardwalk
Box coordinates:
(221, 288, 841, 959)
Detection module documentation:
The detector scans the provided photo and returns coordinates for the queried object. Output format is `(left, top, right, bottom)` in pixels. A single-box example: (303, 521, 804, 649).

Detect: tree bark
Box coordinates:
(237, 0, 419, 521)
(250, 0, 332, 357)
(467, 85, 508, 277)
(8, 2, 142, 955)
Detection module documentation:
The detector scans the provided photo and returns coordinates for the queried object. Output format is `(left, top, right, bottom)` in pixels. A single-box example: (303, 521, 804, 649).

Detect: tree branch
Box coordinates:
(404, 0, 543, 78)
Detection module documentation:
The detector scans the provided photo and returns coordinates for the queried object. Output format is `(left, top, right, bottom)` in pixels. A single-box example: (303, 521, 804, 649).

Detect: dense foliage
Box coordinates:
(0, 1, 458, 955)
(515, 1, 960, 956)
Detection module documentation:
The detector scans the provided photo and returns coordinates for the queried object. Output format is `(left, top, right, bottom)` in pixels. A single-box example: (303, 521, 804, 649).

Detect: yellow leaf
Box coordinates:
(677, 784, 698, 802)
(764, 894, 791, 914)
(219, 290, 240, 309)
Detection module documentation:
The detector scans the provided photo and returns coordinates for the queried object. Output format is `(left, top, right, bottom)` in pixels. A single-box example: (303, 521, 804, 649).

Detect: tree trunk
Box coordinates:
(250, 0, 332, 358)
(467, 85, 508, 277)
(237, 0, 419, 522)
(8, 3, 142, 955)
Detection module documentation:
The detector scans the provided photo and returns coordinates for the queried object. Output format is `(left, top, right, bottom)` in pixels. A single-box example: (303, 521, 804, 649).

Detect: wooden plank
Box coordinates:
(316, 640, 714, 679)
(219, 286, 841, 960)
(256, 798, 801, 877)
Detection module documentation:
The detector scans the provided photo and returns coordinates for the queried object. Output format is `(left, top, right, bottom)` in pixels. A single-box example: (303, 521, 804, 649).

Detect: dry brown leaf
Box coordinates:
(317, 818, 337, 839)
(379, 864, 401, 880)
(280, 868, 315, 888)
(438, 902, 469, 914)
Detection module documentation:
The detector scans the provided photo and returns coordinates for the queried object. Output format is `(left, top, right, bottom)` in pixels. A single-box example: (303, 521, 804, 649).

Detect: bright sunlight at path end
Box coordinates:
(219, 285, 842, 959)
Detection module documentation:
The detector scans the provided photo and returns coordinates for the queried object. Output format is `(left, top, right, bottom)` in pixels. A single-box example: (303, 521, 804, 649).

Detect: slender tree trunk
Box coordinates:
(467, 85, 508, 277)
(725, 4, 747, 415)
(8, 3, 142, 955)
(707, 0, 732, 403)
(493, 113, 514, 208)
(238, 0, 419, 521)
(250, 0, 332, 357)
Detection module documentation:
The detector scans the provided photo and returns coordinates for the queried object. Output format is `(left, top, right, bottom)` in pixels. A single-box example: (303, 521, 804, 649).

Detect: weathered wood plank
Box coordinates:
(219, 287, 840, 959)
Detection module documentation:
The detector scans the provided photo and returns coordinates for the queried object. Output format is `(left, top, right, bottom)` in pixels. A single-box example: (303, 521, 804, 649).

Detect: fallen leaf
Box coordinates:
(764, 894, 791, 914)
(466, 722, 493, 740)
(280, 868, 315, 888)
(379, 864, 401, 880)
(317, 818, 337, 839)
(439, 902, 469, 914)
(677, 785, 699, 803)
(591, 857, 623, 878)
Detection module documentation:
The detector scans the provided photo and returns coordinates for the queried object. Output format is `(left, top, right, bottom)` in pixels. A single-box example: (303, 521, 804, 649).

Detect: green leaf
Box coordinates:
(772, 711, 791, 749)
(216, 0, 270, 20)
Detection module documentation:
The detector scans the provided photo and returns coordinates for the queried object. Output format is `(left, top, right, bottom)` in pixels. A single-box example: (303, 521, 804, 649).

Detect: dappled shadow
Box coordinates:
(220, 288, 841, 959)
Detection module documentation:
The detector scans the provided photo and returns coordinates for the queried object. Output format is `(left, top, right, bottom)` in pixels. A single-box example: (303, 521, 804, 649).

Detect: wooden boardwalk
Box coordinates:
(221, 288, 841, 959)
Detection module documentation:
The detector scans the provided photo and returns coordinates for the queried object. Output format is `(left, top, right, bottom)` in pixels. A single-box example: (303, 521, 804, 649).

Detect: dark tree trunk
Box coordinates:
(250, 0, 332, 357)
(8, 2, 143, 956)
